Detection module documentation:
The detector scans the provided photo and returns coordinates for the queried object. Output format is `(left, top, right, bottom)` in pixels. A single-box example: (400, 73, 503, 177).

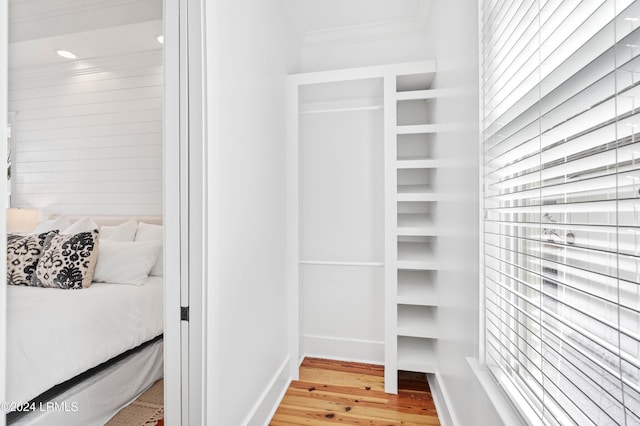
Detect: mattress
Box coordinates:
(7, 276, 163, 405)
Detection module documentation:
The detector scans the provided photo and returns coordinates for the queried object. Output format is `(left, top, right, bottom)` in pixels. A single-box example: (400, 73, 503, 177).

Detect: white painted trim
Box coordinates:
(302, 334, 384, 365)
(383, 72, 398, 395)
(0, 0, 7, 424)
(186, 1, 206, 424)
(285, 79, 300, 381)
(302, 352, 385, 367)
(477, 0, 487, 368)
(467, 358, 526, 426)
(162, 0, 181, 424)
(289, 61, 436, 86)
(427, 373, 460, 426)
(178, 1, 190, 423)
(240, 356, 291, 426)
(299, 260, 384, 267)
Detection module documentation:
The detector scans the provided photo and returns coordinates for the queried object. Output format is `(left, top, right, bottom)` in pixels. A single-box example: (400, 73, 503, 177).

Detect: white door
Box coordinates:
(0, 2, 8, 425)
(164, 0, 206, 424)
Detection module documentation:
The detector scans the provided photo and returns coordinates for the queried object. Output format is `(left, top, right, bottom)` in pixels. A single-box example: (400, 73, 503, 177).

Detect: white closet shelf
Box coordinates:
(397, 214, 437, 236)
(397, 291, 437, 306)
(398, 270, 437, 305)
(397, 324, 438, 339)
(397, 305, 437, 339)
(397, 241, 437, 270)
(397, 260, 438, 270)
(395, 89, 439, 101)
(397, 358, 438, 374)
(397, 185, 437, 202)
(396, 124, 441, 134)
(397, 337, 437, 373)
(396, 158, 439, 169)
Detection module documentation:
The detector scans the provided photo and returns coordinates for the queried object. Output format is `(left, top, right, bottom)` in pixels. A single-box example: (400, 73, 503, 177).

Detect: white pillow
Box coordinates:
(135, 222, 163, 276)
(63, 217, 99, 235)
(93, 240, 162, 285)
(100, 219, 138, 241)
(32, 216, 72, 234)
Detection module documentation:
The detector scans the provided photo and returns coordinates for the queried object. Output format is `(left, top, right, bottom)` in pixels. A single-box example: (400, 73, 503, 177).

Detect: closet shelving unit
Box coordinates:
(385, 64, 439, 393)
(287, 60, 439, 396)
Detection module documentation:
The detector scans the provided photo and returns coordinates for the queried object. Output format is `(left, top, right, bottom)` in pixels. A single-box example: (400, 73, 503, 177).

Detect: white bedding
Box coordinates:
(7, 276, 163, 405)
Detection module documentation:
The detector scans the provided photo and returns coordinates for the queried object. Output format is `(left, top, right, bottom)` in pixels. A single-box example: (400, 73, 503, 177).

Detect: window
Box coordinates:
(481, 1, 640, 424)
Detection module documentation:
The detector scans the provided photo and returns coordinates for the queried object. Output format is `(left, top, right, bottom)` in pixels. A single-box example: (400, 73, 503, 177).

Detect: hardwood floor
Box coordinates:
(270, 358, 440, 425)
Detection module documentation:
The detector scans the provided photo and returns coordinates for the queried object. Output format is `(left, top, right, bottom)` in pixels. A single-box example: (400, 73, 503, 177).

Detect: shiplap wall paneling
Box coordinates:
(8, 50, 163, 215)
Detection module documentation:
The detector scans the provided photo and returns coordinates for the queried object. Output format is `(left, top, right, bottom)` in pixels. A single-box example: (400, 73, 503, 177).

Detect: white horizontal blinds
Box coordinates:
(617, 3, 640, 423)
(483, 0, 640, 425)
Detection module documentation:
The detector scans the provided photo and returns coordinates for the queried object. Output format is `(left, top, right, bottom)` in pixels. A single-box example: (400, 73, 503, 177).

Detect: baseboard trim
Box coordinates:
(303, 334, 384, 365)
(241, 355, 291, 426)
(427, 373, 459, 426)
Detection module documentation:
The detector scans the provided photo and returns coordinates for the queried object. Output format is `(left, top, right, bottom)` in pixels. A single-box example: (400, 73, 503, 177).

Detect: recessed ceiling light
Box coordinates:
(56, 50, 77, 59)
(157, 35, 164, 45)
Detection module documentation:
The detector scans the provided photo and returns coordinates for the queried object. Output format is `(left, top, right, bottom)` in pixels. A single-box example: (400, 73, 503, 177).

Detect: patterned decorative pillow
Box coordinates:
(6, 231, 58, 286)
(32, 230, 99, 289)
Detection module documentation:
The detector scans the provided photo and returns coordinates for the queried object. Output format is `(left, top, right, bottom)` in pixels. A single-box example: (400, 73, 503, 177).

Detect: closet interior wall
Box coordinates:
(298, 77, 385, 364)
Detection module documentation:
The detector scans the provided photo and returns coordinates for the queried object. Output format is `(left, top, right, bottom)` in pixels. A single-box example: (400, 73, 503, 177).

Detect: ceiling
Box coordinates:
(281, 0, 432, 44)
(9, 20, 163, 69)
(8, 0, 162, 68)
(8, 0, 431, 68)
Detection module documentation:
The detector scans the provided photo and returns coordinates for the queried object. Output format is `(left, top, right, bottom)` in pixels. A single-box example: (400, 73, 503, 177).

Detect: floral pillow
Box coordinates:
(32, 230, 99, 289)
(6, 231, 58, 286)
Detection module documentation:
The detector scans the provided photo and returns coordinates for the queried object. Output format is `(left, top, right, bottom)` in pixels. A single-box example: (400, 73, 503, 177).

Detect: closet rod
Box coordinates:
(299, 105, 384, 115)
(299, 260, 384, 267)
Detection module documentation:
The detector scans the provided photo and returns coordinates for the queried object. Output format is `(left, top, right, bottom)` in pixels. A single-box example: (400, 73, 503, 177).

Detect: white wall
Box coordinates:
(8, 50, 163, 216)
(299, 107, 385, 363)
(301, 32, 434, 73)
(430, 0, 503, 424)
(204, 0, 298, 424)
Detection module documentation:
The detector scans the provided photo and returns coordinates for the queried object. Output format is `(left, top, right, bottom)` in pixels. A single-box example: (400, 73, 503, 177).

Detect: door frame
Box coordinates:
(0, 2, 8, 424)
(165, 0, 206, 424)
(163, 0, 182, 423)
(0, 0, 204, 424)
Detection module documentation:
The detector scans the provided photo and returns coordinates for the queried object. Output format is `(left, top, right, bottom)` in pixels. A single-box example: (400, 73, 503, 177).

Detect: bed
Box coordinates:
(5, 215, 165, 425)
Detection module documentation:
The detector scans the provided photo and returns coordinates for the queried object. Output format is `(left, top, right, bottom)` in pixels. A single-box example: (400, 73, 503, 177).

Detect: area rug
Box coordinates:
(106, 379, 164, 426)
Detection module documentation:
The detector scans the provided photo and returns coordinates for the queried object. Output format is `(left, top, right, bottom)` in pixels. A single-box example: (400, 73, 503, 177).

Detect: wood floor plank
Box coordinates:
(302, 357, 385, 377)
(270, 358, 440, 425)
(285, 383, 437, 414)
(300, 367, 386, 392)
(280, 395, 436, 423)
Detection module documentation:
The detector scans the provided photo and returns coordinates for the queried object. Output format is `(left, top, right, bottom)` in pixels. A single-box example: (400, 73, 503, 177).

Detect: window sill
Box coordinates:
(466, 357, 528, 426)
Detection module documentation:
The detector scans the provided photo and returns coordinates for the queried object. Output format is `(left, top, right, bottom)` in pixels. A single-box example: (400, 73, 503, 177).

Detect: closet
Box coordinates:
(287, 61, 441, 393)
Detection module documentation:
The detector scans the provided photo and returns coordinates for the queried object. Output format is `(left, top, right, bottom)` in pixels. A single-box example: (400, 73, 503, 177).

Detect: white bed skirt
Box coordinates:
(11, 340, 164, 426)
